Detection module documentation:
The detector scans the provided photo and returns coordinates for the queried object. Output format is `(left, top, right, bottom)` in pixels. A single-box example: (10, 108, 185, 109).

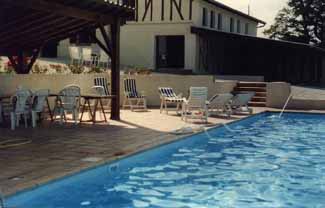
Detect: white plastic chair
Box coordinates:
(69, 46, 82, 66)
(82, 48, 93, 66)
(207, 93, 234, 117)
(31, 89, 50, 128)
(182, 87, 209, 123)
(230, 92, 255, 114)
(54, 85, 81, 124)
(10, 89, 32, 130)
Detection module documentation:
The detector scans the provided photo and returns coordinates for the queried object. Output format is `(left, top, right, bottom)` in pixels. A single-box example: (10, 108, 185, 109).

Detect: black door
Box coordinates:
(156, 36, 185, 69)
(41, 41, 58, 58)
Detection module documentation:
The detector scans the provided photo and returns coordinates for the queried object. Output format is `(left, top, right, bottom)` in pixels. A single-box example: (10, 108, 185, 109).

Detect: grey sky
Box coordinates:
(217, 0, 288, 36)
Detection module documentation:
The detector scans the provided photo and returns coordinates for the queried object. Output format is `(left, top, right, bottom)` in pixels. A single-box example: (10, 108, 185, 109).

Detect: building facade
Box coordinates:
(119, 0, 265, 73)
(54, 0, 264, 73)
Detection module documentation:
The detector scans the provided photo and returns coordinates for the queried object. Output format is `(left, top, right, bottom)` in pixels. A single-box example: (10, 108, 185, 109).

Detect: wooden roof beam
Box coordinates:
(2, 0, 115, 23)
(0, 14, 61, 41)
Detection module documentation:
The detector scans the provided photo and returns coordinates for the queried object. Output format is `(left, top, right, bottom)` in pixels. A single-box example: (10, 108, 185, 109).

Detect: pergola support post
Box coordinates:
(110, 18, 121, 120)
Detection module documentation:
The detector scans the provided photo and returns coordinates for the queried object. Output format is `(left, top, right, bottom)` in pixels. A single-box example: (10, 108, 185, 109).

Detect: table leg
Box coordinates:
(80, 99, 88, 122)
(92, 99, 99, 123)
(87, 99, 93, 121)
(46, 98, 54, 121)
(99, 98, 107, 122)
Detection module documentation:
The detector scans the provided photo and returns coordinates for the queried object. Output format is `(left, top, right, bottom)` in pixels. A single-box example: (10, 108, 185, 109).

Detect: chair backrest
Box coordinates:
(124, 79, 139, 98)
(231, 92, 255, 106)
(59, 85, 81, 109)
(94, 77, 110, 95)
(99, 50, 110, 63)
(209, 93, 233, 106)
(82, 48, 92, 61)
(69, 46, 81, 59)
(188, 87, 208, 107)
(32, 89, 50, 112)
(12, 89, 32, 113)
(158, 87, 177, 98)
(91, 86, 106, 96)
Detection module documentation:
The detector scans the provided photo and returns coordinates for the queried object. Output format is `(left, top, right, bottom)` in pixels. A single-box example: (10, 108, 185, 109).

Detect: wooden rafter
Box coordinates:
(99, 23, 113, 54)
(2, 0, 116, 23)
(0, 14, 64, 43)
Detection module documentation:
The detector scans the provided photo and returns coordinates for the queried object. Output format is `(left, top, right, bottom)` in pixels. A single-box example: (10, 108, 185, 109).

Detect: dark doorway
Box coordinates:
(156, 35, 185, 69)
(41, 41, 58, 58)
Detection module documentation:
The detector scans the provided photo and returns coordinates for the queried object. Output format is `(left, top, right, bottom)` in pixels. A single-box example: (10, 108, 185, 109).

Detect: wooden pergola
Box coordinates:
(0, 0, 135, 120)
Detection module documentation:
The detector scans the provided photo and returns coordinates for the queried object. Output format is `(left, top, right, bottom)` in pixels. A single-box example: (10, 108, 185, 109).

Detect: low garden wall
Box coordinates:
(2, 73, 323, 110)
(0, 73, 237, 107)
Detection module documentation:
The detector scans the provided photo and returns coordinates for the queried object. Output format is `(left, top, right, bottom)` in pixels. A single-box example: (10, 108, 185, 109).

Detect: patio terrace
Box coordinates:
(0, 108, 267, 196)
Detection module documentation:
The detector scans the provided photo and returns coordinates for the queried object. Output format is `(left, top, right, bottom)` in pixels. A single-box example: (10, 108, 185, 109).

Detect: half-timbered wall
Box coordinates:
(132, 0, 195, 23)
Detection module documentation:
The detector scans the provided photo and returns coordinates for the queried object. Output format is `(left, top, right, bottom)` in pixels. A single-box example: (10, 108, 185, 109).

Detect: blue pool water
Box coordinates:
(6, 112, 325, 208)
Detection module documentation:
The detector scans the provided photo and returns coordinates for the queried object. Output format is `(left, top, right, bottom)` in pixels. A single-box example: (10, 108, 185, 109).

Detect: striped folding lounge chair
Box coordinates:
(158, 87, 184, 114)
(93, 77, 111, 110)
(123, 78, 147, 111)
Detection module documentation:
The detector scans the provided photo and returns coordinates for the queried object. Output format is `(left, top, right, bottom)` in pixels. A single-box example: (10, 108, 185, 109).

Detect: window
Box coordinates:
(210, 11, 215, 28)
(70, 30, 96, 45)
(245, 23, 249, 34)
(202, 8, 207, 26)
(237, 20, 241, 33)
(217, 13, 223, 30)
(230, 18, 234, 33)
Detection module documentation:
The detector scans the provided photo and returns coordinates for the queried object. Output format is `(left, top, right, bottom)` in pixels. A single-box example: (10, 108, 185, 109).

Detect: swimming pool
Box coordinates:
(6, 112, 325, 208)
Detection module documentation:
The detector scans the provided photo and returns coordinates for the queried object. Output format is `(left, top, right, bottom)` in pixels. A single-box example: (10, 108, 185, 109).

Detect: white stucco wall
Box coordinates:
(120, 22, 196, 70)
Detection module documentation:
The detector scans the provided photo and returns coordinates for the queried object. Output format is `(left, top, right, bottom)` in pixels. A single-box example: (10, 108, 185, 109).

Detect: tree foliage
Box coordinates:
(264, 0, 325, 48)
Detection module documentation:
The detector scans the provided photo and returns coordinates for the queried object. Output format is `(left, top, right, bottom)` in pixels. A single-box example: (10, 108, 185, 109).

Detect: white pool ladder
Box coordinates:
(279, 93, 293, 118)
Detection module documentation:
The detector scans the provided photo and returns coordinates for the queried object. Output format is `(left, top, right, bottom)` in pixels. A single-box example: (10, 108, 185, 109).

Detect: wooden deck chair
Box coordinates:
(230, 92, 255, 115)
(123, 78, 147, 111)
(182, 87, 209, 123)
(207, 93, 233, 118)
(158, 87, 184, 114)
(93, 77, 111, 110)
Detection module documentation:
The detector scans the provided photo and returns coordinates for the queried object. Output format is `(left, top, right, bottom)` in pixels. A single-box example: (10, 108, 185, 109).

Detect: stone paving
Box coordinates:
(0, 108, 270, 196)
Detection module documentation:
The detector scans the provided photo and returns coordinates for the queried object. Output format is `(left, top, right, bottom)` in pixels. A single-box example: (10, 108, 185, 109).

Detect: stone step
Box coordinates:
(251, 97, 267, 102)
(248, 102, 267, 107)
(237, 82, 267, 88)
(234, 87, 266, 92)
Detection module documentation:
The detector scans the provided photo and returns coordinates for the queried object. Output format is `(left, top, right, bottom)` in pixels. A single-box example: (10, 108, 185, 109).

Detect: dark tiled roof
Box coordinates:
(203, 0, 266, 24)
